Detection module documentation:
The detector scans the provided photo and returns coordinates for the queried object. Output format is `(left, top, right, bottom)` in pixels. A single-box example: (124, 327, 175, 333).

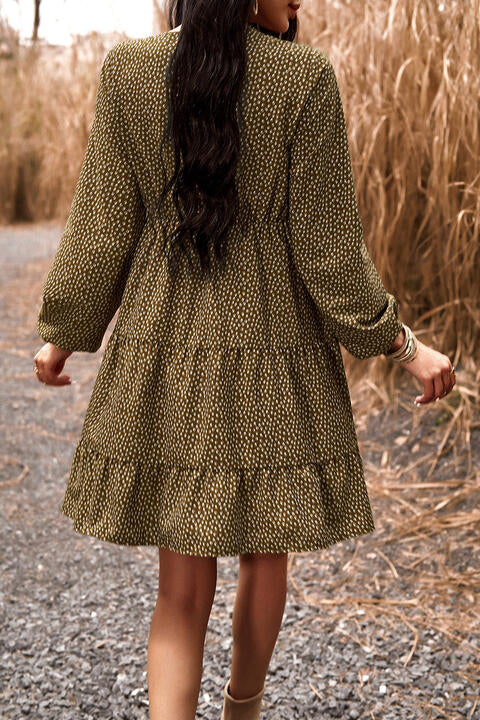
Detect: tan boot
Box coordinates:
(220, 678, 265, 720)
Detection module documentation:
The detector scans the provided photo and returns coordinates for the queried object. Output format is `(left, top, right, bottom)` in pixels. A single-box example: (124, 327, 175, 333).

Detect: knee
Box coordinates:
(157, 548, 217, 615)
(157, 584, 214, 617)
(239, 552, 288, 591)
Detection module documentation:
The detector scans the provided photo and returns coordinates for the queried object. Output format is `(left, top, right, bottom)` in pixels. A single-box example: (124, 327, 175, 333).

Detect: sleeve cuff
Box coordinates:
(325, 293, 404, 360)
(36, 299, 107, 353)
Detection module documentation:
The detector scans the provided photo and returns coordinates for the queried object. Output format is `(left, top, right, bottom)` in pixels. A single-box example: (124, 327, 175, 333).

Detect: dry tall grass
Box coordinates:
(0, 15, 129, 221)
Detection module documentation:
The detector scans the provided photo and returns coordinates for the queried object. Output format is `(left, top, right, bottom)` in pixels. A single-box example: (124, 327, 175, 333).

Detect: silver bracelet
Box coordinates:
(385, 323, 418, 363)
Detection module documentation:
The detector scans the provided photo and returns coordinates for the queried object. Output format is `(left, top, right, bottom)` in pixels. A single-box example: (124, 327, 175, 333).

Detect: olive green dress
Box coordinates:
(36, 24, 403, 556)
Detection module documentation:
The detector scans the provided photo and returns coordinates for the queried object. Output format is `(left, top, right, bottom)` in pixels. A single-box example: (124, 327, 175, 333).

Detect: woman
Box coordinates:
(33, 1, 456, 718)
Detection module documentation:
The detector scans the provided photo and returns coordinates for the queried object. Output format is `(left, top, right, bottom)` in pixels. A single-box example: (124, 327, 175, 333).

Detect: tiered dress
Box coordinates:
(36, 24, 403, 556)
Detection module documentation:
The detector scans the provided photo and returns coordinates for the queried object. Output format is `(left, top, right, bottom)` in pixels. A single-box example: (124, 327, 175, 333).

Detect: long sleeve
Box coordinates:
(286, 56, 403, 359)
(36, 44, 146, 353)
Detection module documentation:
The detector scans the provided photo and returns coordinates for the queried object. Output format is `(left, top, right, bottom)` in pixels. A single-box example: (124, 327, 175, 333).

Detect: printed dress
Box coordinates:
(36, 24, 403, 556)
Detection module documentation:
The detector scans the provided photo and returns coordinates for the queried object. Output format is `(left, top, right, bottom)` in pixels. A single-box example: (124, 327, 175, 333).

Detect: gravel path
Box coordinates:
(1, 221, 478, 719)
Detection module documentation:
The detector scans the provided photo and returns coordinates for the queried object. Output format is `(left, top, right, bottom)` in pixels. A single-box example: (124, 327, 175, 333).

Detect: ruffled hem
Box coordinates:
(60, 435, 375, 556)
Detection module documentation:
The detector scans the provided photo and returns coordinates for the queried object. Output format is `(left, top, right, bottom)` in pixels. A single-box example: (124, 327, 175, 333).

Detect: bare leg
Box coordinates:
(147, 547, 217, 720)
(228, 552, 288, 699)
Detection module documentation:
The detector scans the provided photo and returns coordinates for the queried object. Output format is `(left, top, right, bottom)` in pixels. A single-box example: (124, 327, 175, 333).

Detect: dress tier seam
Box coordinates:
(109, 328, 330, 351)
(75, 432, 363, 470)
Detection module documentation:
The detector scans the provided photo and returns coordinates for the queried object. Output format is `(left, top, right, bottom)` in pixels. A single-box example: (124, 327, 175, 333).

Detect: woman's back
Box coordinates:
(118, 27, 333, 340)
(36, 22, 402, 551)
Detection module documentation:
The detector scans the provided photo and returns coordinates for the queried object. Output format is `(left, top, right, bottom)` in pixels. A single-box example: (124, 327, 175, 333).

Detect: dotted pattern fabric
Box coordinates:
(36, 24, 403, 556)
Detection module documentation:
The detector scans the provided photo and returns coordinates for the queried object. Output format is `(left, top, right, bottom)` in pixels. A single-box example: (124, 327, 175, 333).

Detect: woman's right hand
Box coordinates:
(34, 342, 73, 387)
(397, 338, 456, 405)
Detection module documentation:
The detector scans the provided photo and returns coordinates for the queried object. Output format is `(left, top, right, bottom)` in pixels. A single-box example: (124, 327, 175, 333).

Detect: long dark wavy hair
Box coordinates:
(153, 0, 299, 279)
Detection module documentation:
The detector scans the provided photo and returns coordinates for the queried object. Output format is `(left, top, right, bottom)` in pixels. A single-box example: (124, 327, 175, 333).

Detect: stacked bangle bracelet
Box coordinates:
(384, 323, 418, 363)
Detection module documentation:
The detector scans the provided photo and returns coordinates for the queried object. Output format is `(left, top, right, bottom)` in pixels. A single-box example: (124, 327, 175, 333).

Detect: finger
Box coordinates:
(33, 360, 45, 384)
(42, 369, 72, 386)
(433, 373, 445, 402)
(449, 372, 456, 394)
(416, 378, 435, 404)
(441, 367, 453, 396)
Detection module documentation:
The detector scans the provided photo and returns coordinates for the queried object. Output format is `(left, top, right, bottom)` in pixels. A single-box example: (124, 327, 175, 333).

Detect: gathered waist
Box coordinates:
(110, 328, 330, 353)
(144, 204, 289, 234)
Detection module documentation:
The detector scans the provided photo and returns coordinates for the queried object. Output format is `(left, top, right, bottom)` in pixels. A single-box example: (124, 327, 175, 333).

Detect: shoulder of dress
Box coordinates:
(101, 35, 172, 94)
(250, 26, 330, 74)
(107, 35, 173, 66)
(285, 42, 333, 88)
(271, 40, 334, 120)
(255, 34, 332, 97)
